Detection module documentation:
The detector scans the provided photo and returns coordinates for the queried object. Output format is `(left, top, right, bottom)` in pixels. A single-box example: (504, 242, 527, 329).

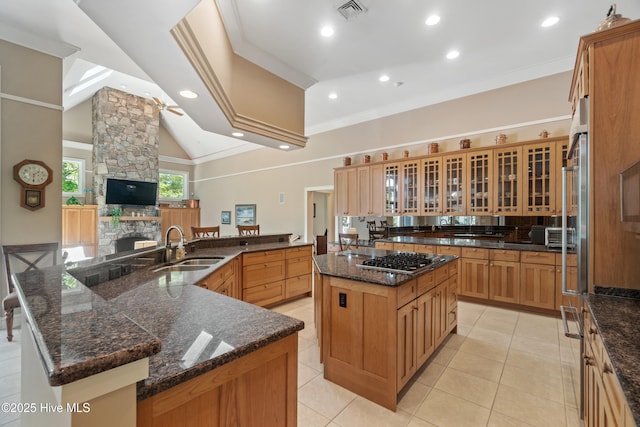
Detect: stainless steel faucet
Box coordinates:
(164, 225, 185, 262)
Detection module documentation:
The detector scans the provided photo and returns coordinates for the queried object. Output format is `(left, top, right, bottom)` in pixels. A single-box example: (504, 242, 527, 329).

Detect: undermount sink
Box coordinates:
(153, 264, 211, 272)
(177, 257, 224, 266)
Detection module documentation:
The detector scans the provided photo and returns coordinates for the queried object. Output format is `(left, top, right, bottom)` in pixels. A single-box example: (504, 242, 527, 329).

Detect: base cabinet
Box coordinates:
(583, 309, 635, 427)
(321, 261, 458, 411)
(137, 334, 298, 427)
(197, 258, 239, 299)
(242, 246, 312, 307)
(459, 249, 489, 299)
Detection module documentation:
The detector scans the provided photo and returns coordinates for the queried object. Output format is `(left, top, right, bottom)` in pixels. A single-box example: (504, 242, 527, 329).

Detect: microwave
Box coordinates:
(545, 227, 576, 248)
(620, 160, 640, 234)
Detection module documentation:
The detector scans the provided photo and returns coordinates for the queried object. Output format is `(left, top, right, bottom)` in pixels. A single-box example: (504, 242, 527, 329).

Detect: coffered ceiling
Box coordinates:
(2, 0, 639, 162)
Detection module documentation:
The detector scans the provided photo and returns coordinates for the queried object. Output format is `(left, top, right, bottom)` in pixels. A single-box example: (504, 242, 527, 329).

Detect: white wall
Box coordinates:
(193, 72, 573, 239)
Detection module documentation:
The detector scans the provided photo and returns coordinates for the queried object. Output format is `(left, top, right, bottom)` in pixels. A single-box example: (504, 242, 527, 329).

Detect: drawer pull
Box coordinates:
(603, 363, 614, 374)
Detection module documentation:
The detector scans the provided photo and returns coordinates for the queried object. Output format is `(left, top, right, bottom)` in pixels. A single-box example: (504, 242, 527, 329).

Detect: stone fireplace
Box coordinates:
(92, 87, 161, 255)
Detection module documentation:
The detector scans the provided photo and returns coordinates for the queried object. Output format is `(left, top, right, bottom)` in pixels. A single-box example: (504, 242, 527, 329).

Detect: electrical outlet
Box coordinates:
(109, 266, 122, 280)
(339, 292, 347, 308)
(85, 273, 100, 286)
(121, 264, 132, 275)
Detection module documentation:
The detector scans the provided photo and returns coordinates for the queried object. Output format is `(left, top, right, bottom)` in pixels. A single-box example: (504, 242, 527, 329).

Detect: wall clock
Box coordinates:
(13, 159, 53, 211)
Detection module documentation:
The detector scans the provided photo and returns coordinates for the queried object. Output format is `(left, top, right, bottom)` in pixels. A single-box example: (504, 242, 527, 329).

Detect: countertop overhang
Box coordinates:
(13, 240, 311, 399)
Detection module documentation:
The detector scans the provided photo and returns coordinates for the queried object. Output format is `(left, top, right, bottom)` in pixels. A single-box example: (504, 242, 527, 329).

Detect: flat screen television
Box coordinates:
(105, 178, 158, 206)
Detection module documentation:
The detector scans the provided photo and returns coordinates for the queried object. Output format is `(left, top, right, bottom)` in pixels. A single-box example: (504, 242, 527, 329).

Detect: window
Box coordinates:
(62, 158, 85, 196)
(159, 169, 189, 200)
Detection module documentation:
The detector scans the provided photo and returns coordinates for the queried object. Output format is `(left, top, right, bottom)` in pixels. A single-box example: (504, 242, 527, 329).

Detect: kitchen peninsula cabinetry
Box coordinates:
(62, 205, 98, 257)
(242, 246, 312, 307)
(159, 207, 200, 240)
(319, 260, 457, 411)
(197, 257, 239, 298)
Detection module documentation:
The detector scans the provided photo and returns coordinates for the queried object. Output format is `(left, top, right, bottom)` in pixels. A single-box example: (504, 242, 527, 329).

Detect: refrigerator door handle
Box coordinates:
(562, 165, 580, 296)
(560, 305, 583, 339)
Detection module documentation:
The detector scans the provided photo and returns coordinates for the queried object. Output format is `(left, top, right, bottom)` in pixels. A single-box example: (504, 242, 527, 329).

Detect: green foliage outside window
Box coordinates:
(159, 172, 186, 199)
(63, 160, 80, 193)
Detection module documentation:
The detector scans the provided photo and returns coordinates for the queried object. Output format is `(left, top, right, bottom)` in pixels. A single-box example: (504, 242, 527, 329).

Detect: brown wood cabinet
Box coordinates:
(242, 246, 312, 307)
(160, 207, 200, 241)
(421, 157, 443, 215)
(569, 21, 640, 292)
(357, 163, 384, 216)
(459, 247, 490, 299)
(137, 333, 298, 427)
(467, 150, 493, 215)
(494, 146, 523, 215)
(197, 257, 239, 299)
(335, 167, 358, 216)
(523, 142, 556, 215)
(583, 309, 635, 427)
(519, 251, 556, 310)
(320, 262, 457, 411)
(443, 153, 466, 215)
(488, 250, 520, 304)
(62, 205, 98, 257)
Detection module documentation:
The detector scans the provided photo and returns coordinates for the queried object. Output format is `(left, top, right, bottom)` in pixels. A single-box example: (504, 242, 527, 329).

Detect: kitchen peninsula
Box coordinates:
(313, 248, 458, 411)
(13, 235, 310, 427)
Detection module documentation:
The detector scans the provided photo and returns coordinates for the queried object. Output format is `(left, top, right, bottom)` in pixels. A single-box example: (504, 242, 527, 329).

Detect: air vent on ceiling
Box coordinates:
(337, 0, 368, 20)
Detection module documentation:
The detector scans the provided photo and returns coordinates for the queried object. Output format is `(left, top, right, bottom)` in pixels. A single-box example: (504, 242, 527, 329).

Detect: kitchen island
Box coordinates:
(13, 239, 307, 427)
(313, 248, 458, 411)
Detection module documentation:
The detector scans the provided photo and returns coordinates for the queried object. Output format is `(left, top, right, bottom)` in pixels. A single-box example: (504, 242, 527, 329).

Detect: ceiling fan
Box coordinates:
(151, 97, 184, 116)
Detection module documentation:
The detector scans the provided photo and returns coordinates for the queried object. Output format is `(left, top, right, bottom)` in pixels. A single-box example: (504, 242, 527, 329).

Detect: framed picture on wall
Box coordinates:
(235, 204, 256, 226)
(221, 211, 231, 224)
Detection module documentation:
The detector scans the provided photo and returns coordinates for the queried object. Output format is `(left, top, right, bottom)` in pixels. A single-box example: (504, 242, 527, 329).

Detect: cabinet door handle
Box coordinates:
(603, 363, 614, 374)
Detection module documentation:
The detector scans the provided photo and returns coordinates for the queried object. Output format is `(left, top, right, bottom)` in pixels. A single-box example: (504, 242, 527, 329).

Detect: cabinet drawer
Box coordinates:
(243, 260, 285, 288)
(435, 264, 449, 285)
(286, 256, 312, 278)
(243, 249, 285, 266)
(436, 246, 461, 256)
(243, 281, 285, 307)
(394, 243, 415, 252)
(448, 307, 457, 331)
(448, 260, 458, 277)
(414, 244, 436, 254)
(417, 271, 436, 295)
(555, 252, 577, 267)
(461, 247, 489, 259)
(397, 279, 417, 308)
(286, 246, 312, 259)
(490, 249, 520, 262)
(198, 264, 233, 290)
(521, 251, 555, 265)
(285, 274, 311, 299)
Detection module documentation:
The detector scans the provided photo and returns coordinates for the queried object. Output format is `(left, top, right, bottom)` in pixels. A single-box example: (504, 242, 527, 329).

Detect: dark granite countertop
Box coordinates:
(313, 248, 458, 287)
(588, 288, 640, 426)
(378, 236, 573, 253)
(14, 240, 310, 399)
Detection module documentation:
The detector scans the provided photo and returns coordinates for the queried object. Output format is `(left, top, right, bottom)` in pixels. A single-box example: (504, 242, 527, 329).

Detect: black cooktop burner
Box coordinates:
(357, 253, 435, 274)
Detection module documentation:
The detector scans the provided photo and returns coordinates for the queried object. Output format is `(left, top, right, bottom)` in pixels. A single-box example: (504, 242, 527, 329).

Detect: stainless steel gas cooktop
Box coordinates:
(357, 253, 438, 274)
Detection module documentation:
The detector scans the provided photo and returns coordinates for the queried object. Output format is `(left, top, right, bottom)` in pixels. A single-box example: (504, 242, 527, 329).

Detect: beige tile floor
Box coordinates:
(0, 298, 584, 427)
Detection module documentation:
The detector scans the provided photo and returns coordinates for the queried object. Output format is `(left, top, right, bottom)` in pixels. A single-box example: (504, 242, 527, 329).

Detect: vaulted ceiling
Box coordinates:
(2, 0, 639, 162)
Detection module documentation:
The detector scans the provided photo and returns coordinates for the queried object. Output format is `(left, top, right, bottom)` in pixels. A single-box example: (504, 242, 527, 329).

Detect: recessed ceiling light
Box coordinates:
(425, 15, 440, 26)
(279, 145, 290, 150)
(179, 90, 198, 99)
(144, 91, 151, 96)
(541, 16, 559, 27)
(328, 92, 338, 100)
(379, 75, 390, 82)
(320, 26, 334, 37)
(120, 84, 127, 89)
(232, 132, 244, 137)
(446, 50, 460, 60)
